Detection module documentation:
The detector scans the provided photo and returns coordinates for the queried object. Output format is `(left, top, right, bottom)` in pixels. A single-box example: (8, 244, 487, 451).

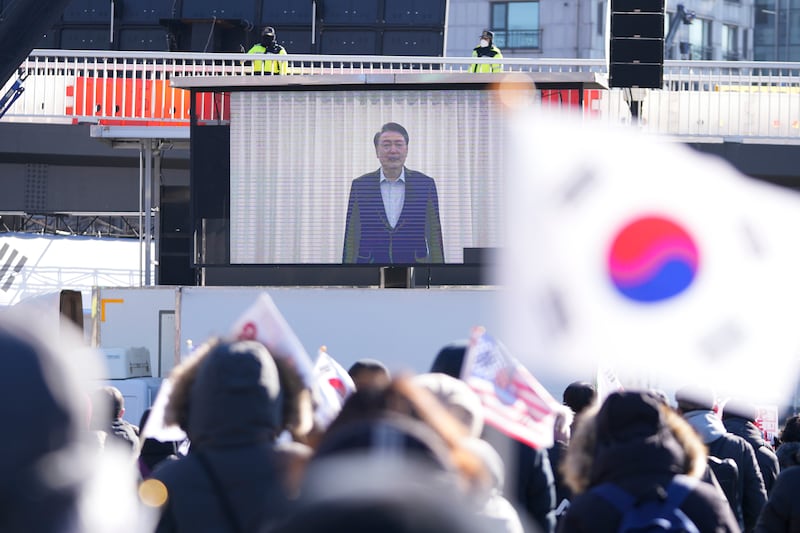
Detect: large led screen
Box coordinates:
(229, 86, 534, 264)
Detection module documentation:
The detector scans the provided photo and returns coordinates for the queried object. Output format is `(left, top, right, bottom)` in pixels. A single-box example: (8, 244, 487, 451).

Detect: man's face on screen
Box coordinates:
(376, 131, 408, 174)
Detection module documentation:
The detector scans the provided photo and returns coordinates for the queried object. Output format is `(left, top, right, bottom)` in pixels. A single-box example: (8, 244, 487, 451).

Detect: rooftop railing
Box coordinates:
(3, 49, 800, 142)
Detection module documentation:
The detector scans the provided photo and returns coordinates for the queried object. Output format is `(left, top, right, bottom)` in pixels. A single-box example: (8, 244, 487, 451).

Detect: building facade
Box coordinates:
(15, 0, 791, 61)
(444, 0, 758, 61)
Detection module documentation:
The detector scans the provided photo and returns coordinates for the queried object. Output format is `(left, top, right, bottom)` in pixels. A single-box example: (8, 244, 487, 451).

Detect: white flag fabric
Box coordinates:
(313, 347, 357, 429)
(229, 292, 316, 387)
(596, 364, 625, 404)
(140, 378, 188, 442)
(461, 326, 559, 449)
(499, 108, 800, 405)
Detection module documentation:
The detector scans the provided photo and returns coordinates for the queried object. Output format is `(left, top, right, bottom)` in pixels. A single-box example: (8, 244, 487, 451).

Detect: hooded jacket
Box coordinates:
(558, 392, 739, 533)
(152, 340, 289, 533)
(684, 409, 768, 531)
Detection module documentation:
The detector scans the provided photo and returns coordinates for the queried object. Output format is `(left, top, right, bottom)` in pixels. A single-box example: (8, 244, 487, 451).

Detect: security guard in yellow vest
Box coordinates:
(469, 30, 503, 73)
(247, 26, 288, 75)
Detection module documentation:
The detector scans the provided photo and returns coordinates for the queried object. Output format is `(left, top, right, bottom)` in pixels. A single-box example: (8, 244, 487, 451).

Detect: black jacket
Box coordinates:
(559, 393, 739, 533)
(152, 341, 289, 533)
(709, 432, 769, 532)
(755, 467, 800, 533)
(724, 416, 780, 495)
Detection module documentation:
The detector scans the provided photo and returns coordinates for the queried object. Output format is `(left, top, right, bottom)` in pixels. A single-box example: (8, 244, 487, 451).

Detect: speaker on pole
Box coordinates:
(610, 0, 665, 88)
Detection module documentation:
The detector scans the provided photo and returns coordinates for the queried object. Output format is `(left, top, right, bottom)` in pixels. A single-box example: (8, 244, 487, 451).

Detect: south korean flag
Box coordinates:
(498, 107, 800, 405)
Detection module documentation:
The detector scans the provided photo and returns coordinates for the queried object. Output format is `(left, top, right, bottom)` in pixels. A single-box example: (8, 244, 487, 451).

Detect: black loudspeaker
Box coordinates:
(610, 0, 665, 88)
(611, 13, 664, 38)
(610, 37, 663, 63)
(609, 64, 663, 88)
(612, 0, 664, 13)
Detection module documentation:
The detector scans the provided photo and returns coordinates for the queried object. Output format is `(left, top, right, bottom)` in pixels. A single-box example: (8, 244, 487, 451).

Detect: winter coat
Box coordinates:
(685, 409, 768, 532)
(755, 466, 800, 533)
(0, 319, 89, 533)
(558, 392, 740, 533)
(724, 415, 780, 495)
(151, 340, 289, 533)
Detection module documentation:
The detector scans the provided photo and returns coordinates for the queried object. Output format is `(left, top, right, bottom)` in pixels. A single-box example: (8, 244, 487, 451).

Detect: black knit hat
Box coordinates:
(721, 399, 757, 421)
(430, 340, 468, 379)
(675, 385, 715, 412)
(563, 381, 597, 415)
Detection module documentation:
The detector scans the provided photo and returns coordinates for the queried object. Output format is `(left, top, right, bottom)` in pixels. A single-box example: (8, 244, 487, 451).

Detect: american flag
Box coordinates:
(461, 327, 559, 449)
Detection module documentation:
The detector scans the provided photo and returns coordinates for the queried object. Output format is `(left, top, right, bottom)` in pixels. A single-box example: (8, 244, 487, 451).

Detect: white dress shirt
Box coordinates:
(380, 168, 406, 229)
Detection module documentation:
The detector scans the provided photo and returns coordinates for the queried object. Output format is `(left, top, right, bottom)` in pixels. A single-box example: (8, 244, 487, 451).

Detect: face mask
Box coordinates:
(480, 39, 489, 47)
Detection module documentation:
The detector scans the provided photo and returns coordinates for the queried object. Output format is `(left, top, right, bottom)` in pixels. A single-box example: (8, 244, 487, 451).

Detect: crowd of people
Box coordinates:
(4, 310, 800, 533)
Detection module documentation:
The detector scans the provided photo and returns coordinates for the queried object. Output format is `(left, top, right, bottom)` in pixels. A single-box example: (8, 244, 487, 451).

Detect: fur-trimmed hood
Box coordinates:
(562, 391, 708, 495)
(164, 339, 284, 448)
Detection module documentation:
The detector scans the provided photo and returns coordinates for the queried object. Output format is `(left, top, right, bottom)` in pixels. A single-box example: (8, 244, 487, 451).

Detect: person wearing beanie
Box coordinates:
(469, 30, 503, 73)
(722, 398, 779, 495)
(246, 26, 287, 74)
(559, 391, 739, 532)
(676, 385, 767, 532)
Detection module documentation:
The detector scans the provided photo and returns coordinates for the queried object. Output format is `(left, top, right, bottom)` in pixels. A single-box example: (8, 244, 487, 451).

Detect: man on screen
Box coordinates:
(343, 122, 445, 264)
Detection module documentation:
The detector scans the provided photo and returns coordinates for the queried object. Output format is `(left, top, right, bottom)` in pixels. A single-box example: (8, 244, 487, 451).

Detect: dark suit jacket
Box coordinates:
(342, 168, 444, 264)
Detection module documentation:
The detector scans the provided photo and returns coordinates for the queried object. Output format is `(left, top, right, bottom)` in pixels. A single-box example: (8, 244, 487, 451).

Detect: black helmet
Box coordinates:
(481, 30, 494, 41)
(262, 26, 276, 40)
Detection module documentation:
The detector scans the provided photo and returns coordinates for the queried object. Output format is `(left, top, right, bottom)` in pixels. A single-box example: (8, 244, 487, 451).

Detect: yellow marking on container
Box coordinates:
(100, 298, 124, 322)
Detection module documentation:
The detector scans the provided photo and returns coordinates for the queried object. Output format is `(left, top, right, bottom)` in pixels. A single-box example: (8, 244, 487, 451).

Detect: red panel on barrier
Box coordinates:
(65, 77, 211, 125)
(540, 89, 601, 117)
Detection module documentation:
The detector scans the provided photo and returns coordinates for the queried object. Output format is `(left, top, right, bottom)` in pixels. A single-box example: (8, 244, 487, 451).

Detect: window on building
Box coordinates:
(722, 24, 740, 60)
(597, 1, 605, 36)
(491, 2, 541, 49)
(742, 29, 749, 59)
(688, 18, 713, 59)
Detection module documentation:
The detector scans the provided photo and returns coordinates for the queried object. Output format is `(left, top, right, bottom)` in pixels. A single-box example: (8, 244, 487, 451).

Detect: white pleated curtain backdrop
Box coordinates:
(230, 89, 520, 264)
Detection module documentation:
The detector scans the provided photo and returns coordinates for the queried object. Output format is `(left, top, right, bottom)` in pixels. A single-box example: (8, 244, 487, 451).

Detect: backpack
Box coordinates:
(706, 455, 739, 508)
(590, 475, 700, 533)
(705, 455, 742, 527)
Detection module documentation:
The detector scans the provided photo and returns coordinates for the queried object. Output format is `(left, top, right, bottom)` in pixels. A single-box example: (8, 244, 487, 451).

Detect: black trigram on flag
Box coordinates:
(0, 243, 28, 292)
